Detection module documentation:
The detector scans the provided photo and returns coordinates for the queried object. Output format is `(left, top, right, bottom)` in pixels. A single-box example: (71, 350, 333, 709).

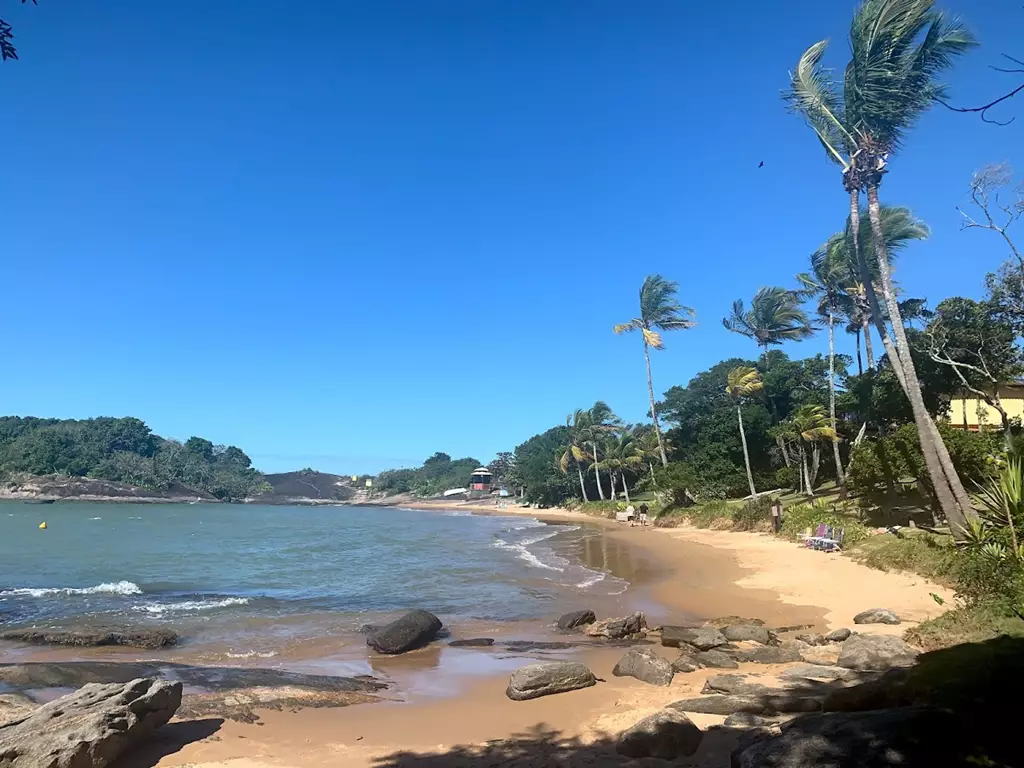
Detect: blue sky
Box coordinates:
(1, 1, 1021, 474)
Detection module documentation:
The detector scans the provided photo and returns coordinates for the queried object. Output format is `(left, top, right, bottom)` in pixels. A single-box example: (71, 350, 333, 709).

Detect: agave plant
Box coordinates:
(975, 458, 1024, 561)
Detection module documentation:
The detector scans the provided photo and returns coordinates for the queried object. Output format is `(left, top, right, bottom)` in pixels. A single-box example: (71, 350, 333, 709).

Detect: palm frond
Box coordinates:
(726, 366, 764, 399)
(786, 39, 855, 168)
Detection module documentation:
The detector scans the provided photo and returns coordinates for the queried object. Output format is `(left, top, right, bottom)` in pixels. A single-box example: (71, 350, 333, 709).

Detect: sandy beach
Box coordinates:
(115, 501, 954, 768)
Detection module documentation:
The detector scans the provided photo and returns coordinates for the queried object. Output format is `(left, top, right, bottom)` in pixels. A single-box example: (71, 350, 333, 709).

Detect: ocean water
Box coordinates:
(0, 503, 629, 659)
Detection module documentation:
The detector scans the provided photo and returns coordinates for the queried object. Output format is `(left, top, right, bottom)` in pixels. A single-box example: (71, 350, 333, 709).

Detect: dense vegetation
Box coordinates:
(374, 452, 483, 497)
(0, 417, 268, 501)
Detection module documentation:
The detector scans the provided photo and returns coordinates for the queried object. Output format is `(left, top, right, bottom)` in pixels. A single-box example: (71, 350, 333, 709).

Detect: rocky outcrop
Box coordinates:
(0, 678, 181, 768)
(729, 645, 802, 664)
(670, 691, 821, 716)
(795, 633, 827, 646)
(853, 608, 901, 625)
(702, 674, 775, 697)
(723, 712, 775, 727)
(731, 708, 959, 768)
(448, 638, 494, 647)
(695, 650, 740, 669)
(704, 616, 765, 628)
(661, 626, 727, 650)
(837, 633, 918, 671)
(556, 610, 596, 631)
(616, 709, 703, 759)
(583, 612, 647, 640)
(826, 627, 852, 642)
(506, 662, 597, 701)
(722, 624, 773, 645)
(0, 693, 36, 727)
(366, 610, 442, 654)
(612, 648, 674, 686)
(672, 651, 700, 673)
(0, 627, 178, 649)
(779, 664, 856, 682)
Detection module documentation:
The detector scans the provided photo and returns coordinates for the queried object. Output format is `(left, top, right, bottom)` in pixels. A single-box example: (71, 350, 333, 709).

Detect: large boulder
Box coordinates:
(672, 651, 700, 674)
(722, 624, 773, 645)
(613, 648, 675, 686)
(0, 678, 181, 768)
(506, 662, 596, 701)
(778, 664, 857, 682)
(0, 627, 178, 649)
(584, 612, 647, 640)
(0, 693, 36, 727)
(826, 627, 852, 642)
(702, 674, 774, 697)
(853, 608, 901, 626)
(795, 633, 827, 646)
(671, 692, 822, 717)
(730, 645, 802, 664)
(661, 626, 727, 651)
(837, 633, 919, 671)
(366, 610, 442, 654)
(616, 709, 703, 759)
(731, 707, 960, 768)
(556, 610, 596, 631)
(695, 650, 740, 669)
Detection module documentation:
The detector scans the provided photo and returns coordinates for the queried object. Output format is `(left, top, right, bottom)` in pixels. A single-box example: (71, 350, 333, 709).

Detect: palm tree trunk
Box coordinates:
(801, 446, 813, 497)
(737, 405, 757, 497)
(855, 327, 863, 376)
(623, 473, 631, 503)
(609, 469, 617, 500)
(865, 183, 973, 536)
(577, 464, 589, 503)
(592, 442, 606, 501)
(862, 317, 875, 370)
(643, 341, 669, 467)
(827, 309, 845, 488)
(649, 461, 657, 488)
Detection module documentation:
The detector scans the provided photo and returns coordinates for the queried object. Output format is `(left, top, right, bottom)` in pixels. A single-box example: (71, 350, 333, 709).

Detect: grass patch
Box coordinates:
(846, 530, 958, 587)
(905, 601, 1024, 651)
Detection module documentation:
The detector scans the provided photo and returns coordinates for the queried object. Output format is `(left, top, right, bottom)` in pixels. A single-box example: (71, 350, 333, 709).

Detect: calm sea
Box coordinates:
(0, 503, 630, 663)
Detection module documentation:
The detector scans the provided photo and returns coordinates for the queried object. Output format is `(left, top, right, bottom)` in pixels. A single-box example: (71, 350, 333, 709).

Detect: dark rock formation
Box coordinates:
(506, 662, 597, 701)
(612, 648, 674, 686)
(795, 633, 827, 646)
(584, 612, 647, 640)
(0, 678, 181, 768)
(366, 610, 442, 654)
(702, 674, 775, 697)
(671, 691, 821, 717)
(556, 610, 596, 631)
(502, 641, 574, 652)
(695, 650, 740, 669)
(661, 626, 727, 650)
(853, 608, 901, 625)
(722, 624, 773, 645)
(826, 627, 852, 642)
(616, 709, 703, 759)
(0, 627, 178, 649)
(730, 645, 802, 664)
(448, 638, 494, 647)
(836, 634, 918, 671)
(704, 616, 766, 628)
(672, 652, 700, 673)
(723, 712, 775, 727)
(778, 664, 856, 682)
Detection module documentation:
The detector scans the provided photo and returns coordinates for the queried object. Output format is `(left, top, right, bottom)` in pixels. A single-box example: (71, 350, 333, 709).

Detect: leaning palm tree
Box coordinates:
(559, 409, 593, 502)
(789, 404, 840, 498)
(723, 287, 815, 362)
(584, 401, 620, 501)
(634, 424, 668, 488)
(614, 275, 696, 468)
(725, 366, 764, 497)
(787, 0, 976, 534)
(594, 433, 646, 503)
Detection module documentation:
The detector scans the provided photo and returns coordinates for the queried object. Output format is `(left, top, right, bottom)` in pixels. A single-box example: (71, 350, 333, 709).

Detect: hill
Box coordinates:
(258, 470, 356, 504)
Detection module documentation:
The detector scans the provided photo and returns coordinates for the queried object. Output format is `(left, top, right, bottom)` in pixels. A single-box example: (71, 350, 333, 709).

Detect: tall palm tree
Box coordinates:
(614, 275, 696, 468)
(559, 409, 593, 502)
(725, 366, 764, 497)
(787, 0, 976, 534)
(594, 433, 646, 503)
(723, 287, 815, 362)
(634, 424, 666, 488)
(787, 404, 840, 497)
(584, 401, 620, 501)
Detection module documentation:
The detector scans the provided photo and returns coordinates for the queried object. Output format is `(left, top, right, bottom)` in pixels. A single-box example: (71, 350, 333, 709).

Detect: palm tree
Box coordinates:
(788, 404, 840, 497)
(559, 409, 593, 502)
(725, 366, 764, 497)
(723, 287, 815, 362)
(634, 424, 666, 488)
(614, 275, 696, 468)
(594, 433, 646, 503)
(787, 0, 976, 534)
(584, 401, 620, 501)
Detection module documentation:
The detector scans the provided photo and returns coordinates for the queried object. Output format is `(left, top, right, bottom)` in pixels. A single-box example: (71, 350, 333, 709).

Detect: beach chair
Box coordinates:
(814, 527, 845, 552)
(805, 523, 827, 548)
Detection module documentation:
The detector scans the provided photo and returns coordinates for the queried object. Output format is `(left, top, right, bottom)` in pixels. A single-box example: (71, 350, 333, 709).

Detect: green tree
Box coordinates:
(614, 275, 696, 467)
(788, 0, 977, 535)
(723, 287, 815, 362)
(513, 426, 576, 506)
(725, 366, 764, 497)
(782, 404, 839, 497)
(583, 401, 621, 501)
(559, 409, 593, 502)
(594, 432, 645, 503)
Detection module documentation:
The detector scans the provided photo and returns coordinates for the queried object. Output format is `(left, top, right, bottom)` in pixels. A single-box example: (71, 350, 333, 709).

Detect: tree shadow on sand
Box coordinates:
(112, 718, 224, 768)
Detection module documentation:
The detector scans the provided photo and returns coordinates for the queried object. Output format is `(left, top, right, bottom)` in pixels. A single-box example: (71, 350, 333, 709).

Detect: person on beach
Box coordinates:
(625, 504, 635, 526)
(639, 503, 649, 527)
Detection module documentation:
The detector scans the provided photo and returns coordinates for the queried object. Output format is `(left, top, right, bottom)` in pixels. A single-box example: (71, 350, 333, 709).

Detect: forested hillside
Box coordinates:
(0, 417, 268, 501)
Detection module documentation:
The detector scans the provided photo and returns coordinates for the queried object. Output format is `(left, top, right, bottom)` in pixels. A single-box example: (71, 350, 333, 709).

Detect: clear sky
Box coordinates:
(1, 1, 1021, 474)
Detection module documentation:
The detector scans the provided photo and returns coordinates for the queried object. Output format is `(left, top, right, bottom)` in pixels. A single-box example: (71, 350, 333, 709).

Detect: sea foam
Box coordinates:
(0, 580, 142, 597)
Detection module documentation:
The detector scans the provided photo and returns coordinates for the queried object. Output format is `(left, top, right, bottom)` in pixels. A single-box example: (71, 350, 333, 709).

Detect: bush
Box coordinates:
(654, 462, 734, 504)
(780, 500, 870, 547)
(731, 495, 775, 531)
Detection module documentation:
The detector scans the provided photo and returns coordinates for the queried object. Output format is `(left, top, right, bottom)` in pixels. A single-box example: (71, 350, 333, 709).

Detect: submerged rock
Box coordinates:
(366, 610, 442, 654)
(502, 640, 575, 652)
(506, 661, 596, 701)
(556, 610, 596, 630)
(853, 608, 901, 625)
(0, 626, 178, 649)
(0, 678, 181, 768)
(837, 634, 918, 671)
(449, 638, 494, 647)
(612, 648, 675, 686)
(616, 709, 703, 759)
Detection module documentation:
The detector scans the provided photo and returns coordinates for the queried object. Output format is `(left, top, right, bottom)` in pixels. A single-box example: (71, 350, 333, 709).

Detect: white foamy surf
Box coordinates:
(0, 580, 142, 597)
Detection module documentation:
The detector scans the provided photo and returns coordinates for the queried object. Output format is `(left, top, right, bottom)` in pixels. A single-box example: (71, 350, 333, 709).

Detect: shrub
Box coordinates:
(654, 462, 733, 504)
(780, 500, 870, 547)
(732, 495, 775, 531)
(686, 499, 733, 528)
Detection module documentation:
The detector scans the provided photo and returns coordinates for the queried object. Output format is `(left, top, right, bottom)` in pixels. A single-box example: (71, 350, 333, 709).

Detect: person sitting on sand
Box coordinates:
(638, 503, 649, 527)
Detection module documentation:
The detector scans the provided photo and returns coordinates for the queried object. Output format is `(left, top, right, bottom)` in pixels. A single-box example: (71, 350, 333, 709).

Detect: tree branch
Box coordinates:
(937, 83, 1024, 126)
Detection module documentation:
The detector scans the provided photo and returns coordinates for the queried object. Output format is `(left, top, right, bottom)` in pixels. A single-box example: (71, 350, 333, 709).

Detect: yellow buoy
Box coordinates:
(38, 522, 47, 529)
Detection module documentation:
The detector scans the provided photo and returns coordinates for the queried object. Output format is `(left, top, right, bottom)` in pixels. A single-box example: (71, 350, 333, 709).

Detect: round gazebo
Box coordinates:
(469, 467, 493, 497)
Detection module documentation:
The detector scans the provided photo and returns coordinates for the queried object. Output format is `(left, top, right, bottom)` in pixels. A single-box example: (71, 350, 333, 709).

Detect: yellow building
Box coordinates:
(946, 383, 1024, 430)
